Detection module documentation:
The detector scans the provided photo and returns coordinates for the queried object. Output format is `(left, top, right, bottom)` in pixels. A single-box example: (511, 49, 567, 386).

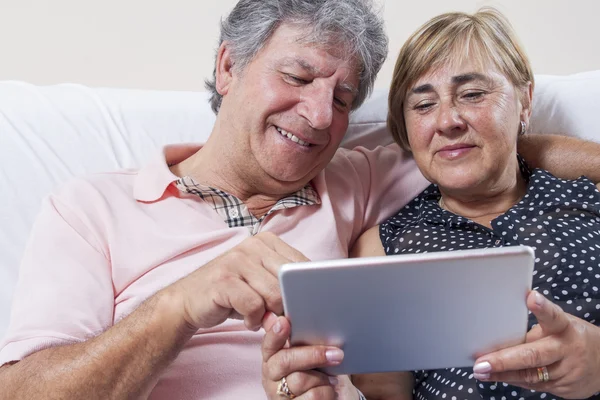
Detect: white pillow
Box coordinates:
(530, 70, 600, 142)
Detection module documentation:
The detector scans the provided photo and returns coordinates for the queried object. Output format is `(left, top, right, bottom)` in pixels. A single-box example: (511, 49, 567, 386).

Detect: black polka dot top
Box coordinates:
(379, 156, 600, 400)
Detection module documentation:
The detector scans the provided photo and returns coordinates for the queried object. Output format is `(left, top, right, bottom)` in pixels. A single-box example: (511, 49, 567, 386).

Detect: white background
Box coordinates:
(0, 0, 598, 91)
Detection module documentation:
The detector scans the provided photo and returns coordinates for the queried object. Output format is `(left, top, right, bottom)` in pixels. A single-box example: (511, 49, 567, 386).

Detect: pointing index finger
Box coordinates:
(257, 232, 310, 264)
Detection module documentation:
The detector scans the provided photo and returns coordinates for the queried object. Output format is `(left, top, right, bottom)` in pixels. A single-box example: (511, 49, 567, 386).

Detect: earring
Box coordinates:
(519, 121, 527, 136)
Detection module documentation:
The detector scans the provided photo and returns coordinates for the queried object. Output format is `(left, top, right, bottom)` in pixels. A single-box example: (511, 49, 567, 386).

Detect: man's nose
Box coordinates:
(298, 86, 334, 130)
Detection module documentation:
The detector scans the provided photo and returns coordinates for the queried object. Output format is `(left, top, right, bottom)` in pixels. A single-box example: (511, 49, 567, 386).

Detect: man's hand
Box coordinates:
(0, 232, 309, 400)
(518, 134, 600, 183)
(170, 232, 309, 332)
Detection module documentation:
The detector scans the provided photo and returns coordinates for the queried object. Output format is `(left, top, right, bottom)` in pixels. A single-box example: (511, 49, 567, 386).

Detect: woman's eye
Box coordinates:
(463, 91, 485, 100)
(415, 102, 434, 111)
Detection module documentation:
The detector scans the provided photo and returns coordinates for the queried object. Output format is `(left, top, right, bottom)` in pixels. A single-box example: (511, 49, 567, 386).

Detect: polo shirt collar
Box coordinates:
(134, 144, 202, 202)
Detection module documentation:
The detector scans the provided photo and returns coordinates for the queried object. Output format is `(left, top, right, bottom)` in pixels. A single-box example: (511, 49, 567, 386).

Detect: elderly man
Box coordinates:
(1, 1, 599, 399)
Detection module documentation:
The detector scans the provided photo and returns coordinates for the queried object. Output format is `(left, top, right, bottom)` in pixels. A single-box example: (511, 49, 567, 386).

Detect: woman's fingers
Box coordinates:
(473, 335, 563, 379)
(261, 315, 341, 399)
(481, 360, 562, 386)
(527, 291, 570, 336)
(525, 323, 544, 343)
(261, 315, 344, 376)
(471, 292, 600, 398)
(296, 385, 337, 400)
(264, 345, 344, 381)
(285, 370, 337, 397)
(262, 315, 291, 362)
(473, 292, 570, 379)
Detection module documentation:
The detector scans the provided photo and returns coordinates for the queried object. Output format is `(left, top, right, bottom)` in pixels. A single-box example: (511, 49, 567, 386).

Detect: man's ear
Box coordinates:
(215, 42, 235, 96)
(520, 81, 534, 127)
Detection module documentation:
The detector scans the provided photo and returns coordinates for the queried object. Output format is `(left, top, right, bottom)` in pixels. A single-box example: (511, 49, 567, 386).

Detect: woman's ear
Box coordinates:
(215, 42, 235, 96)
(520, 81, 534, 128)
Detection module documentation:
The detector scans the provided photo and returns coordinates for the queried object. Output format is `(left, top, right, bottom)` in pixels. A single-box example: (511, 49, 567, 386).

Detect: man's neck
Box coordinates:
(169, 140, 304, 218)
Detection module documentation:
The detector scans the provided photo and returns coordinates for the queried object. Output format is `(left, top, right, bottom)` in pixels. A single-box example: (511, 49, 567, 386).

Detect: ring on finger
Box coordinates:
(276, 376, 297, 399)
(536, 366, 550, 382)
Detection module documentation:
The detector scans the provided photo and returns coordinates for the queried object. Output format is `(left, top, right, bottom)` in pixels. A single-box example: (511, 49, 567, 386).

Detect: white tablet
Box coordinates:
(279, 246, 534, 375)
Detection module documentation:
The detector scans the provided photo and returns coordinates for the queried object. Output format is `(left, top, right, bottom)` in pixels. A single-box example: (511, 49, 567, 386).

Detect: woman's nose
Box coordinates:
(435, 102, 467, 135)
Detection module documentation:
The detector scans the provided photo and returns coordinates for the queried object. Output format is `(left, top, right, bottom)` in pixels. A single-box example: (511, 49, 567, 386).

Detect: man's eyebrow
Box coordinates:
(282, 58, 358, 95)
(337, 82, 358, 95)
(294, 59, 320, 75)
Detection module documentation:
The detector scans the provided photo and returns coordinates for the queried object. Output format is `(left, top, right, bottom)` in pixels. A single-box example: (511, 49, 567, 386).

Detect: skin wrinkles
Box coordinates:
(403, 61, 531, 223)
(174, 24, 360, 217)
(278, 58, 359, 99)
(274, 57, 357, 129)
(240, 28, 358, 181)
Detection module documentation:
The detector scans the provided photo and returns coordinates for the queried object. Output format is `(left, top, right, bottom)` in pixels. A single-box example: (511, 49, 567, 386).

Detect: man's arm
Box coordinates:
(0, 230, 306, 400)
(518, 134, 600, 183)
(0, 288, 191, 400)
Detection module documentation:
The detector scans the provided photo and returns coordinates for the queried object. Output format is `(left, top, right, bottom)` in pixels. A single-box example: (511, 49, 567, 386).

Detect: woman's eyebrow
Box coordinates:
(451, 72, 489, 85)
(411, 83, 434, 94)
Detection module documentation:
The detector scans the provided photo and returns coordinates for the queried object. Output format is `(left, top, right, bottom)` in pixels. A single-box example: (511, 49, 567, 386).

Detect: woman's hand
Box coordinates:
(473, 291, 600, 398)
(261, 313, 360, 399)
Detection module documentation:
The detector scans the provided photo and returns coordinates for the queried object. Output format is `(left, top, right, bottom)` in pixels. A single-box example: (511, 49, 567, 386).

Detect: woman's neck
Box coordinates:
(438, 167, 528, 229)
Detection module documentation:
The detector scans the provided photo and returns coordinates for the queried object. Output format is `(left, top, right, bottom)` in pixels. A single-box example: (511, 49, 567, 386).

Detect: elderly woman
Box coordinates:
(351, 9, 600, 400)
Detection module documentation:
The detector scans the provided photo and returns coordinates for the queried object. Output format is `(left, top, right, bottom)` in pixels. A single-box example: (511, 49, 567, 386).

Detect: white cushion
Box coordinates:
(1, 72, 600, 337)
(530, 70, 600, 142)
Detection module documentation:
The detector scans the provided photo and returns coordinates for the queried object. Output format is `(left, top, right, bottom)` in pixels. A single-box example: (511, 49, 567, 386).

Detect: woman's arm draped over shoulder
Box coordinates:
(350, 226, 414, 400)
(518, 134, 600, 183)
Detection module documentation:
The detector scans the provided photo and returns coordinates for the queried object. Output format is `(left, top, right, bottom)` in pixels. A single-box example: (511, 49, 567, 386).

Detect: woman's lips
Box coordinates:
(436, 145, 476, 160)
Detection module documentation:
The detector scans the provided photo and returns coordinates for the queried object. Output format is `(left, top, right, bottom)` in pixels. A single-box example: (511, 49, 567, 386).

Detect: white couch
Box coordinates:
(1, 71, 600, 338)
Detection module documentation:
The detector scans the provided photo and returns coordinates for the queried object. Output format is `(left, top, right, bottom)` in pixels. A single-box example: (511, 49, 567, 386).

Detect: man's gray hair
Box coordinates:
(205, 0, 388, 114)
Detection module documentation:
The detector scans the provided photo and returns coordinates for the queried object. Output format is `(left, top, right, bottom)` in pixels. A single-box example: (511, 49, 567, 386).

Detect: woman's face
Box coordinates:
(403, 59, 531, 197)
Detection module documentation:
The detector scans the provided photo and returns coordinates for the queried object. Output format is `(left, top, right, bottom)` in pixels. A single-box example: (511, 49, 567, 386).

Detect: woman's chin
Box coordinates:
(433, 174, 485, 193)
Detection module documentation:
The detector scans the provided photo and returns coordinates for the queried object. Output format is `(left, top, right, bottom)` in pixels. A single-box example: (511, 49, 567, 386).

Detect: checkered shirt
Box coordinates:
(175, 176, 321, 234)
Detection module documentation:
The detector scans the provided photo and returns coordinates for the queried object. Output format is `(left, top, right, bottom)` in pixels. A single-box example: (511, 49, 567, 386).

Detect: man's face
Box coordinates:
(217, 24, 360, 189)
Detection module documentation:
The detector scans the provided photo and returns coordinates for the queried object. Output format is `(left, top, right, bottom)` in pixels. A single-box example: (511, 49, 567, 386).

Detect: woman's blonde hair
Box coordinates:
(388, 8, 534, 151)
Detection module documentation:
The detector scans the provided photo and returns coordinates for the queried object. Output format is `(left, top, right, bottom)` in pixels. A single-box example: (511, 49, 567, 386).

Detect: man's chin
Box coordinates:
(263, 165, 317, 187)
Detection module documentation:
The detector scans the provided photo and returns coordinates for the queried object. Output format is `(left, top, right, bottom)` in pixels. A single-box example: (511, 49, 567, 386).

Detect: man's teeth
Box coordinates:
(276, 127, 310, 147)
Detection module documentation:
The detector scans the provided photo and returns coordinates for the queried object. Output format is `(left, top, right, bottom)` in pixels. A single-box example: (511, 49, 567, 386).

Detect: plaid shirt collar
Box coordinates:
(175, 176, 321, 234)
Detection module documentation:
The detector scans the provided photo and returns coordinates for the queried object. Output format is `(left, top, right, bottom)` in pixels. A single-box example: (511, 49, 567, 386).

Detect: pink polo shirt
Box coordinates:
(0, 143, 427, 399)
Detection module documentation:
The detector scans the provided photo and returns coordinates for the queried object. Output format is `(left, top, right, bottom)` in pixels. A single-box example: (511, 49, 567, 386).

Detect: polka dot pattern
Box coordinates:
(380, 159, 600, 400)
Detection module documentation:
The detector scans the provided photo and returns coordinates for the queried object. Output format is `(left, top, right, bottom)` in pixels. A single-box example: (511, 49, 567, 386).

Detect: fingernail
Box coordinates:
(328, 376, 338, 385)
(474, 372, 490, 380)
(473, 361, 492, 373)
(272, 321, 282, 334)
(535, 291, 545, 307)
(325, 349, 344, 363)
